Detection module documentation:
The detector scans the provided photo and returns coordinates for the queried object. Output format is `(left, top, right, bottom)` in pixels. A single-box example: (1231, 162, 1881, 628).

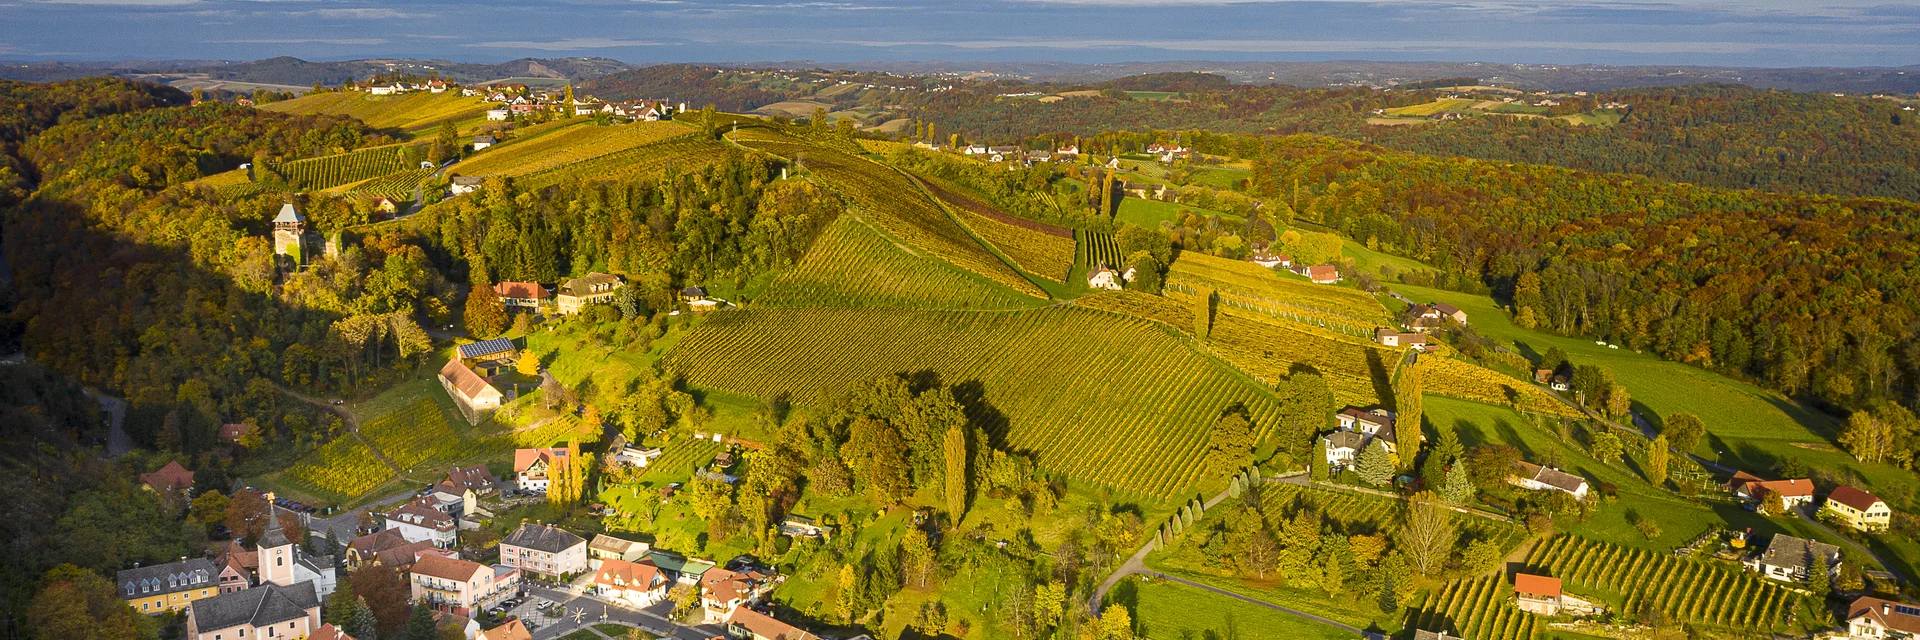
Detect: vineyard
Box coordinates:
(1417, 357, 1584, 417)
(283, 435, 393, 499)
(1409, 575, 1541, 640)
(263, 91, 492, 136)
(759, 216, 1043, 310)
(1166, 252, 1388, 325)
(346, 168, 432, 200)
(1523, 534, 1805, 632)
(452, 121, 696, 177)
(1258, 483, 1528, 552)
(918, 175, 1076, 283)
(505, 413, 602, 449)
(1191, 304, 1399, 405)
(517, 134, 735, 190)
(359, 399, 498, 471)
(1080, 229, 1124, 268)
(640, 438, 724, 484)
(662, 305, 1286, 498)
(1073, 290, 1194, 332)
(731, 127, 1047, 299)
(274, 145, 415, 191)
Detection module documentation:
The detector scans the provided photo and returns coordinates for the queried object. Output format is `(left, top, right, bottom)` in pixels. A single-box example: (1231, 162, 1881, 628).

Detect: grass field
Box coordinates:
(452, 120, 695, 177)
(1189, 167, 1251, 189)
(1125, 577, 1352, 640)
(1125, 91, 1180, 101)
(662, 305, 1286, 499)
(263, 91, 492, 137)
(1383, 99, 1477, 117)
(1115, 197, 1239, 228)
(757, 215, 1045, 310)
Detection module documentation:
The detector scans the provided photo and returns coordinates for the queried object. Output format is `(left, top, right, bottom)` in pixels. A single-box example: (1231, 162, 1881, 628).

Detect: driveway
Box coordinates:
(308, 488, 419, 543)
(84, 388, 130, 458)
(520, 584, 725, 640)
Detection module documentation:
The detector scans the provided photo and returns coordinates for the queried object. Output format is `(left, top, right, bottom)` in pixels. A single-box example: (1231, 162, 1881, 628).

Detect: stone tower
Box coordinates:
(272, 203, 317, 270)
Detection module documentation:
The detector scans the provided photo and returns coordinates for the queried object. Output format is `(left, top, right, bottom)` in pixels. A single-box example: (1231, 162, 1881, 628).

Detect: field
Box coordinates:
(662, 306, 1287, 498)
(918, 175, 1076, 283)
(1079, 229, 1123, 268)
(1522, 534, 1808, 633)
(1115, 197, 1238, 228)
(1382, 99, 1478, 117)
(1193, 304, 1400, 405)
(1167, 251, 1389, 326)
(343, 168, 432, 200)
(758, 215, 1041, 310)
(1417, 356, 1584, 418)
(282, 435, 393, 501)
(1407, 575, 1542, 640)
(274, 145, 415, 191)
(515, 134, 735, 190)
(1189, 167, 1251, 189)
(752, 100, 835, 117)
(262, 91, 492, 136)
(732, 126, 1047, 298)
(1072, 290, 1193, 333)
(451, 120, 696, 177)
(1127, 577, 1352, 640)
(1125, 91, 1180, 101)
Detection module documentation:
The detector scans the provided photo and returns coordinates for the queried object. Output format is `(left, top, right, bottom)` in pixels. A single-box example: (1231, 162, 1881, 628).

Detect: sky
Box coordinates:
(2, 0, 1918, 67)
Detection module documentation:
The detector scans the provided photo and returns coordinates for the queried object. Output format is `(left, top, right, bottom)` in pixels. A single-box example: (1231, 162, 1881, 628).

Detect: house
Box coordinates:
(1295, 264, 1340, 284)
(779, 516, 828, 539)
(140, 461, 196, 496)
(500, 522, 589, 580)
(1088, 264, 1125, 291)
(477, 620, 534, 640)
(964, 145, 989, 155)
(1511, 461, 1589, 500)
(1250, 251, 1290, 269)
(1534, 369, 1554, 385)
(450, 175, 484, 195)
(702, 568, 768, 623)
(456, 337, 517, 363)
(1374, 328, 1428, 350)
(311, 623, 356, 640)
(430, 611, 479, 640)
(184, 582, 320, 640)
(1335, 408, 1400, 454)
(589, 534, 652, 568)
(1433, 302, 1468, 325)
(513, 447, 569, 492)
(429, 465, 496, 517)
(1514, 573, 1562, 615)
(1025, 150, 1053, 163)
(682, 286, 709, 302)
(492, 282, 548, 311)
(1747, 534, 1842, 582)
(371, 85, 398, 96)
(1846, 596, 1920, 639)
(725, 607, 821, 640)
(591, 558, 668, 607)
(608, 438, 663, 469)
(409, 555, 519, 618)
(214, 540, 257, 593)
(1323, 430, 1369, 471)
(374, 197, 398, 216)
(640, 550, 716, 585)
(385, 497, 459, 548)
(1412, 632, 1463, 640)
(438, 359, 504, 426)
(555, 272, 623, 315)
(1056, 145, 1079, 157)
(119, 558, 220, 614)
(472, 135, 495, 151)
(1823, 485, 1892, 532)
(486, 109, 509, 121)
(347, 529, 427, 569)
(218, 423, 257, 445)
(1727, 471, 1815, 508)
(1549, 374, 1571, 392)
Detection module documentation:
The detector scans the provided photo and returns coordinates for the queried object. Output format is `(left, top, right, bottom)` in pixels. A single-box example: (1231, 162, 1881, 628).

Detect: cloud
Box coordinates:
(842, 37, 1916, 55)
(28, 0, 198, 5)
(465, 37, 670, 50)
(214, 38, 389, 45)
(284, 8, 430, 19)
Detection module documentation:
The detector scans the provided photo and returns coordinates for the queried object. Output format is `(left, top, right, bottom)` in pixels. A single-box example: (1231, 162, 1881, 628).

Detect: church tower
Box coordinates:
(256, 501, 297, 587)
(272, 203, 317, 271)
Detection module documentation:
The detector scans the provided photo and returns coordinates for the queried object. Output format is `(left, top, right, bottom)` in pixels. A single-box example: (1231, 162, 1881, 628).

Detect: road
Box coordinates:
(307, 488, 418, 543)
(520, 584, 725, 640)
(1090, 472, 1296, 616)
(85, 388, 130, 458)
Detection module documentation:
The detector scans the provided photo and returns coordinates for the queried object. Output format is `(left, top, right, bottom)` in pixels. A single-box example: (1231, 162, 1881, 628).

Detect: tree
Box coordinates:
(516, 350, 540, 376)
(1461, 538, 1502, 575)
(1589, 429, 1623, 465)
(842, 417, 911, 505)
(1605, 383, 1632, 419)
(669, 583, 699, 618)
(1423, 424, 1461, 489)
(343, 600, 379, 640)
(1761, 490, 1789, 517)
(349, 564, 412, 638)
(323, 578, 362, 626)
(1808, 547, 1831, 598)
(944, 423, 968, 526)
(901, 527, 937, 588)
(406, 604, 439, 640)
(1465, 444, 1521, 490)
(1396, 493, 1457, 575)
(1087, 605, 1134, 640)
(464, 283, 508, 338)
(1663, 412, 1706, 454)
(225, 489, 269, 542)
(1204, 412, 1255, 475)
(1634, 516, 1662, 540)
(29, 564, 152, 640)
(188, 490, 229, 530)
(1441, 463, 1476, 507)
(1646, 435, 1671, 488)
(1356, 440, 1397, 487)
(1033, 581, 1066, 631)
(1840, 406, 1904, 464)
(1311, 437, 1328, 481)
(1395, 362, 1424, 467)
(1193, 287, 1214, 338)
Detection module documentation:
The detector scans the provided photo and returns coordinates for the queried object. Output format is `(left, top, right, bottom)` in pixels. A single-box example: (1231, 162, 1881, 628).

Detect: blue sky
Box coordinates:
(2, 0, 1917, 67)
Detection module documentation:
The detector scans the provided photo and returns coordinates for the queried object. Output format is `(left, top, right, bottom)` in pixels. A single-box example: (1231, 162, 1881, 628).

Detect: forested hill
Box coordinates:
(912, 82, 1920, 202)
(580, 65, 809, 111)
(0, 78, 188, 206)
(1246, 134, 1920, 413)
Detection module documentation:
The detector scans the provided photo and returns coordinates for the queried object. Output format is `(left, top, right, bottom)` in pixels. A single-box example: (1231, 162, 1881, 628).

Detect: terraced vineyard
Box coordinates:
(283, 435, 392, 499)
(1417, 356, 1584, 417)
(358, 399, 504, 471)
(1409, 575, 1541, 640)
(1187, 303, 1399, 405)
(275, 145, 415, 191)
(506, 414, 601, 449)
(453, 121, 696, 177)
(730, 127, 1047, 299)
(1080, 229, 1123, 268)
(662, 306, 1285, 498)
(641, 439, 724, 483)
(759, 216, 1043, 309)
(1073, 290, 1194, 332)
(516, 134, 734, 190)
(346, 168, 432, 200)
(917, 175, 1076, 283)
(1524, 535, 1804, 632)
(1167, 252, 1389, 325)
(263, 91, 492, 136)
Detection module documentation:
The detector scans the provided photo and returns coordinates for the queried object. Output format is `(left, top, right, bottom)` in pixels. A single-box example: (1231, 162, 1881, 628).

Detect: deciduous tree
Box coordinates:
(1663, 413, 1706, 453)
(1395, 493, 1457, 575)
(1646, 435, 1670, 488)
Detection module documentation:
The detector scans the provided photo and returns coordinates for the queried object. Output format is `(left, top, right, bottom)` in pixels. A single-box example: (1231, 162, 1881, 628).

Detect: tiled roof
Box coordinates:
(478, 620, 533, 640)
(389, 498, 455, 531)
(140, 461, 195, 492)
(590, 534, 645, 556)
(1324, 430, 1369, 452)
(117, 558, 219, 599)
(1513, 573, 1561, 599)
(559, 273, 622, 297)
(493, 282, 547, 300)
(502, 523, 585, 554)
(514, 448, 565, 473)
(311, 623, 356, 640)
(188, 582, 318, 632)
(1848, 597, 1920, 635)
(349, 529, 409, 556)
(1513, 461, 1588, 494)
(726, 607, 820, 640)
(593, 558, 662, 591)
(411, 555, 486, 582)
(439, 359, 497, 401)
(1758, 534, 1840, 573)
(1829, 485, 1885, 512)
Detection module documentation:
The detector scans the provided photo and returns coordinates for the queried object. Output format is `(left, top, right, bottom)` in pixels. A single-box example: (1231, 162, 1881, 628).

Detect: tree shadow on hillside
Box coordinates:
(1365, 349, 1394, 409)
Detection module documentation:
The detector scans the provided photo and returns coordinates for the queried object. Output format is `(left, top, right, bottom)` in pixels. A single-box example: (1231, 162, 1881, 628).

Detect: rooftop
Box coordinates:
(502, 522, 586, 554)
(188, 582, 318, 632)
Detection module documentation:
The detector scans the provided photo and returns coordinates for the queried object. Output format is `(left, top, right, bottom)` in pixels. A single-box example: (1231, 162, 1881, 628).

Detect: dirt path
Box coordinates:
(274, 383, 403, 476)
(1091, 472, 1300, 616)
(1144, 571, 1364, 634)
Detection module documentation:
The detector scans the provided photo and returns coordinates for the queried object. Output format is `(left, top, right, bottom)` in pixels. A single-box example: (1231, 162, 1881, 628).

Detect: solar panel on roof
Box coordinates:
(458, 338, 515, 359)
(1896, 604, 1920, 617)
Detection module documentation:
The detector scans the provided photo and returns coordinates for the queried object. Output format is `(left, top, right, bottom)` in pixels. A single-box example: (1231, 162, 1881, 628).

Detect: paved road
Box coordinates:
(308, 489, 418, 542)
(521, 584, 725, 640)
(85, 388, 130, 458)
(1143, 571, 1363, 634)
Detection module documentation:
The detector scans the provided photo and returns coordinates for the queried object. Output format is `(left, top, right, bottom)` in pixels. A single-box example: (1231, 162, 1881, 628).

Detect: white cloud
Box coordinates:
(284, 8, 429, 19)
(840, 37, 1916, 55)
(464, 37, 670, 50)
(29, 0, 198, 5)
(215, 37, 389, 45)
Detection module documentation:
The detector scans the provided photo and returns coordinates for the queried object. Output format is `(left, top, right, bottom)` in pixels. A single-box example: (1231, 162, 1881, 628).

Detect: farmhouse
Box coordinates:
(589, 534, 652, 568)
(1293, 264, 1339, 284)
(184, 582, 320, 640)
(493, 282, 548, 311)
(500, 522, 589, 579)
(409, 555, 518, 617)
(438, 358, 503, 426)
(140, 461, 195, 496)
(1510, 461, 1589, 500)
(1747, 534, 1842, 582)
(1514, 573, 1562, 615)
(119, 558, 219, 614)
(1823, 485, 1892, 532)
(1408, 303, 1466, 328)
(556, 272, 623, 315)
(450, 175, 484, 195)
(701, 567, 771, 623)
(1374, 328, 1428, 350)
(1727, 471, 1815, 508)
(472, 134, 495, 150)
(486, 109, 509, 121)
(591, 558, 668, 607)
(1088, 264, 1126, 291)
(385, 497, 458, 549)
(513, 447, 569, 492)
(1250, 251, 1290, 269)
(1847, 596, 1920, 639)
(725, 607, 821, 640)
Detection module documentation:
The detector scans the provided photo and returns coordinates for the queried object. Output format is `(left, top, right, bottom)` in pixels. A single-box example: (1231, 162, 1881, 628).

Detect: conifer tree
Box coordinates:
(943, 424, 968, 526)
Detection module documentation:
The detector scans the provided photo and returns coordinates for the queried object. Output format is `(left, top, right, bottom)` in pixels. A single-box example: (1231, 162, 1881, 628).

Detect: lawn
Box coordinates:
(1557, 111, 1624, 126)
(1121, 576, 1352, 640)
(1339, 238, 1436, 279)
(1188, 167, 1250, 189)
(1116, 197, 1237, 229)
(1125, 91, 1180, 101)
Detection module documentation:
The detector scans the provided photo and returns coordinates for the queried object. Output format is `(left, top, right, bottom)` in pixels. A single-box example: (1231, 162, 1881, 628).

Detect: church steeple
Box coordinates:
(257, 499, 297, 586)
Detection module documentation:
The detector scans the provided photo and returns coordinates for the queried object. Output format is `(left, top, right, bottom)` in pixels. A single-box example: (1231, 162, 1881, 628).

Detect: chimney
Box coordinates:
(1887, 603, 1893, 615)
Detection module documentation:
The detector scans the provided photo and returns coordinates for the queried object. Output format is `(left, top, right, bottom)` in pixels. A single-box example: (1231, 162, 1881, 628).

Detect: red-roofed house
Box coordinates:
(219, 423, 257, 445)
(1823, 485, 1892, 532)
(1728, 471, 1815, 508)
(513, 447, 569, 492)
(311, 623, 357, 640)
(701, 568, 763, 622)
(439, 359, 504, 426)
(477, 620, 532, 640)
(592, 558, 667, 607)
(725, 607, 820, 640)
(140, 461, 195, 496)
(408, 556, 518, 617)
(1293, 264, 1339, 284)
(1847, 596, 1920, 639)
(493, 281, 549, 311)
(1514, 573, 1563, 615)
(385, 498, 458, 548)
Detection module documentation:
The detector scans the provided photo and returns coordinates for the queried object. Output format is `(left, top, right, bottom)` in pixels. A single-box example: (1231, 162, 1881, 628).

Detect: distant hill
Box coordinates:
(181, 57, 637, 86)
(580, 65, 810, 111)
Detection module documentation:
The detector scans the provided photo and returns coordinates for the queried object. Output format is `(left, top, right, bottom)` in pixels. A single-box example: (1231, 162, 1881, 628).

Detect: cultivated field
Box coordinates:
(263, 91, 492, 136)
(1194, 304, 1399, 406)
(273, 145, 415, 191)
(1167, 252, 1388, 326)
(452, 120, 695, 177)
(918, 175, 1076, 283)
(282, 435, 391, 501)
(1523, 534, 1808, 633)
(662, 305, 1287, 498)
(759, 216, 1043, 310)
(1416, 356, 1584, 418)
(1408, 575, 1541, 640)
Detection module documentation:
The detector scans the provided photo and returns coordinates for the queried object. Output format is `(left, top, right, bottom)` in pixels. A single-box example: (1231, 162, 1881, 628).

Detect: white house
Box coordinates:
(1088, 264, 1125, 291)
(1847, 597, 1920, 639)
(1747, 534, 1842, 583)
(1323, 431, 1368, 471)
(450, 175, 484, 195)
(499, 523, 588, 579)
(1510, 461, 1589, 500)
(471, 134, 495, 151)
(486, 109, 509, 121)
(591, 559, 667, 608)
(513, 447, 568, 492)
(386, 498, 459, 548)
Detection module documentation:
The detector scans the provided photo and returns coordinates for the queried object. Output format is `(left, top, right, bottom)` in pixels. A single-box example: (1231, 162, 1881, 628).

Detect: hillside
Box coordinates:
(261, 90, 491, 137)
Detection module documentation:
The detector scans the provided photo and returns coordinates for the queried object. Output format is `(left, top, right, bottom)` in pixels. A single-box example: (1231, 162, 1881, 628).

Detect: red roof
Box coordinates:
(493, 281, 549, 300)
(1306, 265, 1339, 281)
(1829, 485, 1884, 512)
(219, 423, 256, 441)
(1514, 573, 1562, 599)
(311, 624, 356, 640)
(593, 558, 663, 591)
(1757, 479, 1815, 499)
(439, 359, 499, 401)
(410, 555, 486, 582)
(478, 620, 533, 640)
(514, 448, 567, 473)
(140, 461, 195, 492)
(1850, 597, 1920, 635)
